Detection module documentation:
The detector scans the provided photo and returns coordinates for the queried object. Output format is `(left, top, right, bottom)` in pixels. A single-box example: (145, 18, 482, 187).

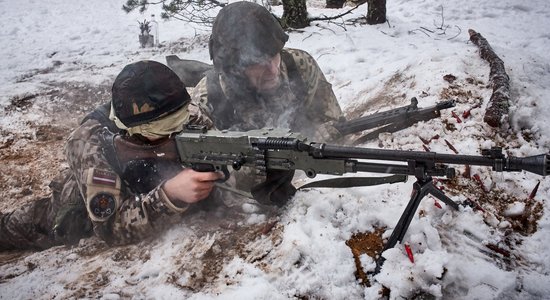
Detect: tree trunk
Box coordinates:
(366, 0, 386, 25)
(281, 0, 309, 28)
(325, 0, 345, 9)
(468, 29, 510, 128)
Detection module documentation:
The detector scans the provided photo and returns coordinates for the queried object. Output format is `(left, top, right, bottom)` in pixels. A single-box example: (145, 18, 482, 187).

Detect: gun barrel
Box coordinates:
(315, 144, 548, 176)
(333, 99, 455, 136)
(507, 154, 549, 176)
(435, 100, 457, 110)
(333, 107, 416, 135)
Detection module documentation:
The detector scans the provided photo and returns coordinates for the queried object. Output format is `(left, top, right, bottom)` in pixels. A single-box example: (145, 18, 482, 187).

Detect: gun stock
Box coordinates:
(112, 135, 180, 167)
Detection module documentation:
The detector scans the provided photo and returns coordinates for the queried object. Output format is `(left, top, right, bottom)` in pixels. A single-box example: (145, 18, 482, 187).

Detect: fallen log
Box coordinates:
(468, 29, 510, 128)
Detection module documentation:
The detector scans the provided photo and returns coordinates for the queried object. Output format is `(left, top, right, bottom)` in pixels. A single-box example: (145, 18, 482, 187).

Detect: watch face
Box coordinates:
(90, 192, 116, 219)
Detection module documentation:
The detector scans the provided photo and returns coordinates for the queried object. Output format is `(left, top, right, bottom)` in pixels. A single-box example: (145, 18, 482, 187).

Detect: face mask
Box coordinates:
(110, 103, 190, 140)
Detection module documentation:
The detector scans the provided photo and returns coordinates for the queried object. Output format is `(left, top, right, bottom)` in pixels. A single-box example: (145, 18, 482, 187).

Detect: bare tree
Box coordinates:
(366, 0, 386, 25)
(123, 0, 364, 30)
(123, 0, 225, 25)
(121, 0, 311, 29)
(281, 0, 309, 28)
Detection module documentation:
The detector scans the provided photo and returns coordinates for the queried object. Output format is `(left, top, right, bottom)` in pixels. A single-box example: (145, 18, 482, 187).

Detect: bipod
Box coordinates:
(373, 174, 459, 274)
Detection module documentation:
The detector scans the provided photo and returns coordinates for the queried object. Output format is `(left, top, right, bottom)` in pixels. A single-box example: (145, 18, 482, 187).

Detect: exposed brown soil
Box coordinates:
(346, 227, 385, 285)
(0, 82, 110, 212)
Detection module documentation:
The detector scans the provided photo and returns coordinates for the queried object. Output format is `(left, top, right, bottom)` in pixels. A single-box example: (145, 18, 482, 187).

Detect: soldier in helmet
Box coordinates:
(1, 60, 269, 250)
(193, 1, 344, 142)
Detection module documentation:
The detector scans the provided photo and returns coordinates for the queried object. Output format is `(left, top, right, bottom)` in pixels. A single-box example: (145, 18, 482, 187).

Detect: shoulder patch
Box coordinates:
(91, 169, 118, 187)
(85, 168, 121, 222)
(89, 192, 117, 220)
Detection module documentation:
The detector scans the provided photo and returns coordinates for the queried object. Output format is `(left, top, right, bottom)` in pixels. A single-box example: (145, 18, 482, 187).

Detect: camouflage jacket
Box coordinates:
(65, 102, 213, 245)
(191, 48, 343, 140)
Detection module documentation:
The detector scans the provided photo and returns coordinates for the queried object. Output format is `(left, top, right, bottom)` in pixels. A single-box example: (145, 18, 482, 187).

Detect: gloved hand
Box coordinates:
(250, 170, 296, 207)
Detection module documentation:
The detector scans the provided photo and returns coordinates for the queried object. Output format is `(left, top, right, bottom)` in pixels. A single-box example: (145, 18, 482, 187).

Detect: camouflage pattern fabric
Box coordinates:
(0, 102, 213, 250)
(0, 197, 59, 250)
(0, 169, 87, 250)
(192, 48, 343, 141)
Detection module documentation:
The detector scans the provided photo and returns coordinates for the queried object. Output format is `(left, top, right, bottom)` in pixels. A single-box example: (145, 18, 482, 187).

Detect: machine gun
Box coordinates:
(334, 97, 455, 144)
(174, 127, 547, 271)
(112, 127, 548, 273)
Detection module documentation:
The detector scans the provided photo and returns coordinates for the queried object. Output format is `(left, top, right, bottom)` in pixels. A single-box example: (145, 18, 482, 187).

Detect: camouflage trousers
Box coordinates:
(0, 169, 91, 251)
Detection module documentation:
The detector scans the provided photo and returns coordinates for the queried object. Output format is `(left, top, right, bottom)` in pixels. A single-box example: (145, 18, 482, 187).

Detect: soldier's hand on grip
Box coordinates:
(162, 168, 223, 204)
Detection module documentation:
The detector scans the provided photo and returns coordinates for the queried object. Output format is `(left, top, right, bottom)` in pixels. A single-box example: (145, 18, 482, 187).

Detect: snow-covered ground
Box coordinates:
(1, 0, 549, 299)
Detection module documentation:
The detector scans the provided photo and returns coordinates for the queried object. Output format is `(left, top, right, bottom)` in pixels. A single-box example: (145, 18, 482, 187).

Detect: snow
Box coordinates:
(1, 0, 550, 299)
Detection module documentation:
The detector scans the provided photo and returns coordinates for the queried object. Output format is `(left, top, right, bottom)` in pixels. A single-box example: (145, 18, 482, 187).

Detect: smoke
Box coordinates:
(220, 68, 302, 136)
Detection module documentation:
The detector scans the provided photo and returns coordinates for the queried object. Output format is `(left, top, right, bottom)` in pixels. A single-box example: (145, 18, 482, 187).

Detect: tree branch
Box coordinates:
(468, 29, 510, 128)
(308, 4, 363, 22)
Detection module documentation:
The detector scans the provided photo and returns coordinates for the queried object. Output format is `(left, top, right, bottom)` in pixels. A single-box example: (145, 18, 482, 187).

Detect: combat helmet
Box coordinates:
(111, 60, 190, 127)
(209, 1, 289, 74)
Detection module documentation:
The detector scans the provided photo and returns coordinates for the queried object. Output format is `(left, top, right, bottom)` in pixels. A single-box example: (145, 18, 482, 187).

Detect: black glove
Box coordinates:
(250, 170, 296, 207)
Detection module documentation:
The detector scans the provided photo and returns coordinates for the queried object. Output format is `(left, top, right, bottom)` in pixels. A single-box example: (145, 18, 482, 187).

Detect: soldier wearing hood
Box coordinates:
(192, 1, 343, 141)
(0, 61, 239, 250)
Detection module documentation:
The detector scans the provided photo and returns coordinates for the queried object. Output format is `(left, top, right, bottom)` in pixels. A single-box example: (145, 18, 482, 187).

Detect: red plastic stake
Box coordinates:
(463, 104, 481, 119)
(404, 244, 414, 263)
(419, 136, 430, 145)
(451, 111, 462, 123)
(472, 174, 488, 193)
(444, 139, 459, 154)
(463, 198, 485, 212)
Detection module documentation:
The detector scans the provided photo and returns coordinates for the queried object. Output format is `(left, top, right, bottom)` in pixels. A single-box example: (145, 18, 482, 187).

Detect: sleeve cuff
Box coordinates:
(157, 183, 190, 214)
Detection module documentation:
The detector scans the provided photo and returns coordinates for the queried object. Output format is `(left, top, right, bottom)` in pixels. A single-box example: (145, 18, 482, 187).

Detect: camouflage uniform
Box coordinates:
(192, 48, 343, 140)
(187, 2, 342, 200)
(0, 169, 83, 250)
(0, 102, 213, 250)
(200, 2, 343, 141)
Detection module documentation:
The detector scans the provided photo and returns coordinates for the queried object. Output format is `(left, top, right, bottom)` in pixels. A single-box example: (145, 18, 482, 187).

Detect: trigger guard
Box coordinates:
(218, 165, 230, 183)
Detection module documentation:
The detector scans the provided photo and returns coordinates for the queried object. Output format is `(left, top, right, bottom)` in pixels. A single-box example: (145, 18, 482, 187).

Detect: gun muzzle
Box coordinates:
(505, 154, 549, 176)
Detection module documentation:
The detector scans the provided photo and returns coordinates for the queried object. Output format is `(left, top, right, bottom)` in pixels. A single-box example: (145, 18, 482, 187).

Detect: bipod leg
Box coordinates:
(427, 182, 459, 210)
(373, 177, 459, 274)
